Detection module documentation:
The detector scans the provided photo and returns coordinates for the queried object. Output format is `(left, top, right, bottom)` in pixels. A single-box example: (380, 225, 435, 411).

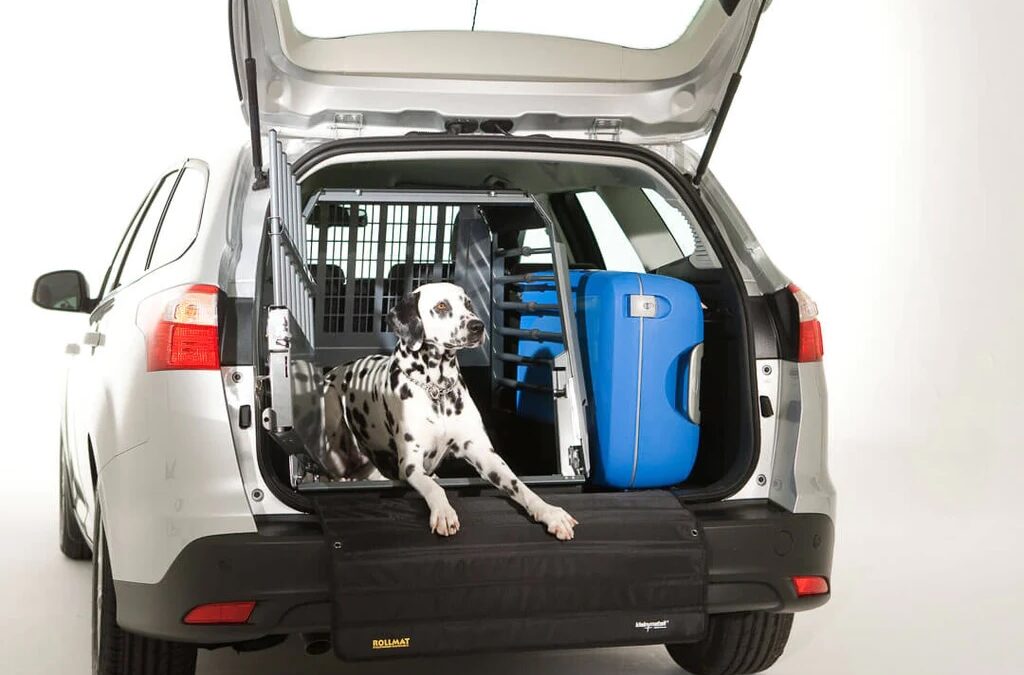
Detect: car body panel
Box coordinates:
(56, 136, 831, 589)
(229, 0, 764, 141)
(98, 372, 257, 585)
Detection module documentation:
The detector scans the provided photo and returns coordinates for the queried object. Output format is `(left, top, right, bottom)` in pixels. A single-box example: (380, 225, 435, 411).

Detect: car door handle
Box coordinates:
(83, 332, 104, 347)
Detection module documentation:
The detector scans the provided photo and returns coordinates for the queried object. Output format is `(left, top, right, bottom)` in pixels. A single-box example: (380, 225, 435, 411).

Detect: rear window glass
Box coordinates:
(287, 0, 707, 50)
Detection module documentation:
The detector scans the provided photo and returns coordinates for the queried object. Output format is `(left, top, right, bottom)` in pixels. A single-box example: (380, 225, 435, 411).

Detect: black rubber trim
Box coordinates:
(746, 296, 781, 359)
(254, 135, 761, 511)
(765, 286, 801, 362)
(112, 500, 832, 644)
(219, 297, 254, 367)
(719, 0, 743, 15)
(227, 0, 243, 102)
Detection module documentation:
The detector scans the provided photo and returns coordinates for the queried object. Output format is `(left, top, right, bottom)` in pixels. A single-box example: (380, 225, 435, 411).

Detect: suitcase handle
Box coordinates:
(678, 343, 703, 425)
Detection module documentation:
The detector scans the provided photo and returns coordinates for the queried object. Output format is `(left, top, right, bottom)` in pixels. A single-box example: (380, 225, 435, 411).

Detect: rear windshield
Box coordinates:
(286, 0, 707, 50)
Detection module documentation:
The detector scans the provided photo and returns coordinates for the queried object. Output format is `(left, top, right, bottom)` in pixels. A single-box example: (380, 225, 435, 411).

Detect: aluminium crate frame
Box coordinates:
(262, 131, 590, 490)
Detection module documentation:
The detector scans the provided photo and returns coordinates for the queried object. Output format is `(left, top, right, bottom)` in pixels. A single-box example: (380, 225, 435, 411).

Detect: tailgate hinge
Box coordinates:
(331, 112, 365, 139)
(588, 118, 622, 142)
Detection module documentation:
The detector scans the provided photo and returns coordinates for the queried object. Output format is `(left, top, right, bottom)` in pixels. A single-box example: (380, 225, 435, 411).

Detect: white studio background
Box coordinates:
(0, 2, 1021, 674)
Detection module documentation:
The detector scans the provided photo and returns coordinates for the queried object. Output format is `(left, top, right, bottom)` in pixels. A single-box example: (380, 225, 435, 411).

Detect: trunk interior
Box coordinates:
(254, 143, 756, 508)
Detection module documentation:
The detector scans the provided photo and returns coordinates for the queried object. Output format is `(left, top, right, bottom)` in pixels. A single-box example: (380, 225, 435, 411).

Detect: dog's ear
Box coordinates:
(387, 291, 424, 351)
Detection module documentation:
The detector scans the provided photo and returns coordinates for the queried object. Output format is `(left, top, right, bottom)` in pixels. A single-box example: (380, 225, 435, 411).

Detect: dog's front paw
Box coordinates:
(534, 505, 578, 541)
(430, 504, 461, 537)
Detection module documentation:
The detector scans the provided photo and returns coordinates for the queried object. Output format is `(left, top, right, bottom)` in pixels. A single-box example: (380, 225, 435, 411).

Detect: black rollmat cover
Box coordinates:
(316, 490, 706, 660)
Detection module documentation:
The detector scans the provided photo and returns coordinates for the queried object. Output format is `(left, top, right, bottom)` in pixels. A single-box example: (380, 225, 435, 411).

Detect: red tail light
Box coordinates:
(139, 284, 220, 371)
(788, 284, 824, 362)
(792, 575, 830, 597)
(183, 601, 255, 625)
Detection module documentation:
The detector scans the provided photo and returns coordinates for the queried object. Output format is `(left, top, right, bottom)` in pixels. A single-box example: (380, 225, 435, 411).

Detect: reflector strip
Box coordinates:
(183, 601, 256, 625)
(791, 575, 829, 597)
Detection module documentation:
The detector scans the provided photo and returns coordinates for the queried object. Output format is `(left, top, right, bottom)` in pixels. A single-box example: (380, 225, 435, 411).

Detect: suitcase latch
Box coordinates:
(629, 295, 658, 318)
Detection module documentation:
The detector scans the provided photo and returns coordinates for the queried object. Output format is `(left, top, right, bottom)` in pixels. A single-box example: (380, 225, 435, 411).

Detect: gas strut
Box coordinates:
(242, 0, 268, 190)
(692, 0, 767, 188)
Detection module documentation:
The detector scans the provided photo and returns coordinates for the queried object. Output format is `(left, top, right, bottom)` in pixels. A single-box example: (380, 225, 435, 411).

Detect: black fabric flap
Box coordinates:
(316, 490, 707, 660)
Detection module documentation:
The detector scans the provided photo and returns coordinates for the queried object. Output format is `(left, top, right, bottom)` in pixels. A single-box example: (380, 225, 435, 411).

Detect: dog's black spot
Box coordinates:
(409, 362, 425, 375)
(510, 479, 519, 493)
(463, 440, 473, 451)
(348, 392, 355, 403)
(399, 384, 413, 400)
(388, 437, 397, 453)
(405, 465, 415, 479)
(389, 364, 401, 391)
(359, 368, 369, 379)
(362, 401, 369, 414)
(428, 449, 438, 459)
(487, 471, 500, 486)
(453, 392, 464, 415)
(344, 370, 353, 382)
(404, 433, 414, 442)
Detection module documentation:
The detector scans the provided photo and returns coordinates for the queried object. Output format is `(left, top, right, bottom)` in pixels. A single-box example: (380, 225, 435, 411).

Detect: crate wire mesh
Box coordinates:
(272, 187, 590, 485)
(305, 203, 457, 336)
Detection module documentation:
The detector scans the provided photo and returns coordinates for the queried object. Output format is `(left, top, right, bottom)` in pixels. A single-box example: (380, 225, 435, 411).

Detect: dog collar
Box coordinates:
(408, 377, 458, 401)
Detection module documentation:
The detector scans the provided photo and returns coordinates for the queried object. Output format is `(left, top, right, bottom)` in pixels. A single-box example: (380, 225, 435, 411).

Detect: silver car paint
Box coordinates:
(666, 143, 835, 520)
(74, 136, 832, 585)
(230, 0, 765, 142)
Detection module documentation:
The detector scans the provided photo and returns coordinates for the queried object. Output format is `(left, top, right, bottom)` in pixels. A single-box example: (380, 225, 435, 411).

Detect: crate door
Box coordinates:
(263, 130, 327, 476)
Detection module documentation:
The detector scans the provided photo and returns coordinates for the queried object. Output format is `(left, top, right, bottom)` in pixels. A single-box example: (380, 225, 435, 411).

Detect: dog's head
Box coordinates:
(387, 282, 485, 352)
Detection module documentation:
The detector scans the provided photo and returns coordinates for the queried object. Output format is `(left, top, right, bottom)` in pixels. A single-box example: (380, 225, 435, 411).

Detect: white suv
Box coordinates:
(34, 2, 834, 674)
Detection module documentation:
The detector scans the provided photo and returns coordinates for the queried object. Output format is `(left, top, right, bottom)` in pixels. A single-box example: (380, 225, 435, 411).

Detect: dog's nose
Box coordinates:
(468, 319, 485, 336)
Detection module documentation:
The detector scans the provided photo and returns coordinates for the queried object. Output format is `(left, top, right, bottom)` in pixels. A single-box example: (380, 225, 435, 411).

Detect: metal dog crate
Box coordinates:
(261, 137, 590, 487)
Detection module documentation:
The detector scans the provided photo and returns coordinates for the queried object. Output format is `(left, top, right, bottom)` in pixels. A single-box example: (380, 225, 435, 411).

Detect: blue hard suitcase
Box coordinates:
(516, 271, 703, 489)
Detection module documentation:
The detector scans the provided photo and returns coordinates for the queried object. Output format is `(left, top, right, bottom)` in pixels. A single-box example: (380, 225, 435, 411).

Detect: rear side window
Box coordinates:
(116, 172, 177, 288)
(574, 187, 714, 273)
(576, 192, 644, 272)
(148, 165, 208, 270)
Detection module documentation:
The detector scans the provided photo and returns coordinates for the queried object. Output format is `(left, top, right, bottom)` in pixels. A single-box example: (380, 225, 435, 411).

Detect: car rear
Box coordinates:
(89, 1, 836, 673)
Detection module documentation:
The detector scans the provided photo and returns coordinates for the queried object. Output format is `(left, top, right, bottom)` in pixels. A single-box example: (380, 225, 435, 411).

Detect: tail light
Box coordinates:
(791, 575, 830, 597)
(139, 284, 220, 371)
(788, 284, 824, 362)
(183, 601, 255, 625)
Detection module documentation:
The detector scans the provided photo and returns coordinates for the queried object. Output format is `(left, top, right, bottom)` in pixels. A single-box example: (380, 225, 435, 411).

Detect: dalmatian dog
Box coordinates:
(322, 282, 578, 541)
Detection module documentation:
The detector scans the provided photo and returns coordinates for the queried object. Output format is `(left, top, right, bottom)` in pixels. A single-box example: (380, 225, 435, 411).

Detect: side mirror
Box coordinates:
(32, 270, 94, 313)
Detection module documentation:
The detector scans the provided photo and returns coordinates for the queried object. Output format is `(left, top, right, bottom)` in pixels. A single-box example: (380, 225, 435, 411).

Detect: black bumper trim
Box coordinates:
(114, 500, 833, 644)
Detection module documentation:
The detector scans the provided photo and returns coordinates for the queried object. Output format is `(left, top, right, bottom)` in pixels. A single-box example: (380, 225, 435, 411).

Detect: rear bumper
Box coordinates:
(114, 499, 833, 644)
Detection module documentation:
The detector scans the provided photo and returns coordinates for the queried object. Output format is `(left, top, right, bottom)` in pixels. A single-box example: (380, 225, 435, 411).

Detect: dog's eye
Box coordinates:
(434, 301, 450, 314)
